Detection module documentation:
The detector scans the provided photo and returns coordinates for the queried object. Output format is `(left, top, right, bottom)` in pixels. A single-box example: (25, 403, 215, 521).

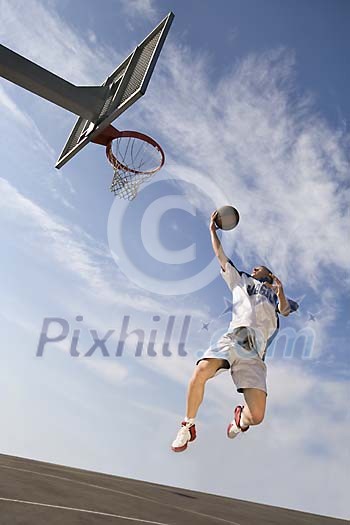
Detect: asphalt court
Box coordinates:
(0, 454, 346, 524)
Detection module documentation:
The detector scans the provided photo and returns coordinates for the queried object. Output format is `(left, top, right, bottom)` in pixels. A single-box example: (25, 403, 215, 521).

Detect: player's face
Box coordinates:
(251, 266, 271, 280)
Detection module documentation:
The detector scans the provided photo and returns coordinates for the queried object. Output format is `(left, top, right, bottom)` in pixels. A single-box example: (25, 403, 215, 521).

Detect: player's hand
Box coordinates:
(271, 275, 284, 295)
(209, 211, 219, 232)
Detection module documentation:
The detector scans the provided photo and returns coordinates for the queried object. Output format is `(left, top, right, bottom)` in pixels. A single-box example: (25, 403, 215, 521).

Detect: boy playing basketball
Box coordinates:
(171, 211, 298, 452)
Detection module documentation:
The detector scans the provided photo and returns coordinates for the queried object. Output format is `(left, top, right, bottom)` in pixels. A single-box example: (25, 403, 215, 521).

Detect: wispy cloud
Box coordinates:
(0, 0, 116, 84)
(0, 84, 32, 126)
(119, 0, 158, 23)
(0, 177, 208, 320)
(82, 358, 129, 384)
(0, 84, 55, 159)
(136, 45, 350, 288)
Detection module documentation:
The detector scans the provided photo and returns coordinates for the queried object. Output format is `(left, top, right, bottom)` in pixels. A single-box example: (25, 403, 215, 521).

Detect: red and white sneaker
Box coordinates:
(227, 405, 249, 439)
(171, 421, 197, 452)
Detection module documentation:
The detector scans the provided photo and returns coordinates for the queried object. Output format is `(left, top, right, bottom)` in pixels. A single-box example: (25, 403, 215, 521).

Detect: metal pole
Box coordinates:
(0, 44, 108, 120)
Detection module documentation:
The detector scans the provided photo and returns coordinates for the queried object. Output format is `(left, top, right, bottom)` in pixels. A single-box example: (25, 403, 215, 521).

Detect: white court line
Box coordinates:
(0, 464, 241, 525)
(0, 496, 169, 524)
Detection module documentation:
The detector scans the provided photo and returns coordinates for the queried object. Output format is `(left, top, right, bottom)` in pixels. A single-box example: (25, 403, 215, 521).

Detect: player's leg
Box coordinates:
(171, 358, 227, 452)
(227, 388, 267, 439)
(227, 388, 266, 439)
(186, 358, 227, 419)
(240, 387, 267, 427)
(227, 328, 267, 439)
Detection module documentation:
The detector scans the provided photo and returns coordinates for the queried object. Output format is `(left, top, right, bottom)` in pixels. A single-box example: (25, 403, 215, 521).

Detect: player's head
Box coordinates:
(251, 265, 273, 283)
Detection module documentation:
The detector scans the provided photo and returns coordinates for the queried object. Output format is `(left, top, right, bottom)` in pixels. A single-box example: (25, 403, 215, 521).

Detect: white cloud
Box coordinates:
(82, 358, 129, 384)
(0, 84, 55, 159)
(119, 0, 157, 22)
(0, 83, 31, 126)
(136, 352, 195, 388)
(0, 0, 116, 84)
(136, 45, 350, 288)
(0, 177, 208, 321)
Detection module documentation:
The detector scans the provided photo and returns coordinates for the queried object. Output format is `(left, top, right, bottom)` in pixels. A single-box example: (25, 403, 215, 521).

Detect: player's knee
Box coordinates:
(250, 409, 265, 425)
(193, 360, 218, 382)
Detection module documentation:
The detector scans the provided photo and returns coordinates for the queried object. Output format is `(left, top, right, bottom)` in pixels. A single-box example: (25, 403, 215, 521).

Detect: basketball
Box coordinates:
(214, 205, 240, 230)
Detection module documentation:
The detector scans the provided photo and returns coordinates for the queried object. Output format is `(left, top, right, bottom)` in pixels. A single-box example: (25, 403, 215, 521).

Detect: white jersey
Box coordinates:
(221, 259, 279, 346)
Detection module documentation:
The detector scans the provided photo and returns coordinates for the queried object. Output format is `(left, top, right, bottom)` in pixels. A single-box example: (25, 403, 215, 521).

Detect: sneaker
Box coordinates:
(171, 421, 197, 452)
(227, 405, 249, 439)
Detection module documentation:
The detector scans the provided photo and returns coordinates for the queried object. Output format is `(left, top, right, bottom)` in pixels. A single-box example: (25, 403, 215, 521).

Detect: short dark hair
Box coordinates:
(260, 266, 273, 284)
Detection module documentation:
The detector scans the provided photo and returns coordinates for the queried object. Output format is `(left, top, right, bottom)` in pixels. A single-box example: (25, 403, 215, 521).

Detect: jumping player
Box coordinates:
(171, 211, 298, 452)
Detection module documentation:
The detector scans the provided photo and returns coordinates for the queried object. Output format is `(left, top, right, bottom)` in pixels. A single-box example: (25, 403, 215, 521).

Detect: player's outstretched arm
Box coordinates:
(210, 211, 228, 269)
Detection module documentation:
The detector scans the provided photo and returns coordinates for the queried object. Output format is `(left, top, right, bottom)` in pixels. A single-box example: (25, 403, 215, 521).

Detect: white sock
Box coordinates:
(184, 417, 195, 425)
(240, 410, 249, 429)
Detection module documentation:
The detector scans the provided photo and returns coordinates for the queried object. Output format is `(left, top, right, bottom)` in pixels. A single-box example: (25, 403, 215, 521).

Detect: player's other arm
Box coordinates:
(272, 275, 291, 316)
(209, 211, 228, 269)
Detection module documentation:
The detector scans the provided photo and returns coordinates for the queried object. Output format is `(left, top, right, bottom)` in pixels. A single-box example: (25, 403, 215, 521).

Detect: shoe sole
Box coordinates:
(171, 443, 188, 452)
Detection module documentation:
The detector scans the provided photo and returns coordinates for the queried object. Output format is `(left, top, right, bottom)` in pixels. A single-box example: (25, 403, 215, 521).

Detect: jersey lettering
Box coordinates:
(247, 282, 278, 307)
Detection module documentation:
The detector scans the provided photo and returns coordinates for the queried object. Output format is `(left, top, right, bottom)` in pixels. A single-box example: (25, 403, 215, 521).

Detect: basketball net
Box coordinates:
(92, 125, 165, 200)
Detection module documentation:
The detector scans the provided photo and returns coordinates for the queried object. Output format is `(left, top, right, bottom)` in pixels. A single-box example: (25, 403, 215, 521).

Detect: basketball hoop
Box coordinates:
(92, 125, 165, 200)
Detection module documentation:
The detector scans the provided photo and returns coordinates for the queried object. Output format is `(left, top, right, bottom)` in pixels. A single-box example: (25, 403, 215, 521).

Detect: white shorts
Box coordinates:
(197, 327, 267, 394)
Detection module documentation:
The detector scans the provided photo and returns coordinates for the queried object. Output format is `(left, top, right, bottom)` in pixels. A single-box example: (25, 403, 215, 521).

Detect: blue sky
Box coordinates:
(0, 0, 349, 520)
